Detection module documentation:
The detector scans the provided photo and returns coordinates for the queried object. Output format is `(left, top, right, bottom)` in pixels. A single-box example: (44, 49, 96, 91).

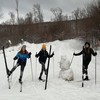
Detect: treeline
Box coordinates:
(0, 0, 100, 48)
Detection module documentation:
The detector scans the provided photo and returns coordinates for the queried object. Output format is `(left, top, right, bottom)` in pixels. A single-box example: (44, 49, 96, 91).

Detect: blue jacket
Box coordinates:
(14, 51, 30, 66)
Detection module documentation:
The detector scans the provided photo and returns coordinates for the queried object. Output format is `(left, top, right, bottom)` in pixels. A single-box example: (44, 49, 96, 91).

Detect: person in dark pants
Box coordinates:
(73, 42, 97, 80)
(8, 45, 31, 83)
(35, 44, 54, 81)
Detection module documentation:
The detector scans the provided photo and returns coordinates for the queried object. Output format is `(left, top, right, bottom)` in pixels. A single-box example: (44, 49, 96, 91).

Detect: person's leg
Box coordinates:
(83, 61, 90, 80)
(83, 65, 85, 74)
(39, 62, 46, 80)
(19, 65, 25, 82)
(85, 62, 90, 80)
(8, 63, 19, 76)
(85, 66, 88, 76)
(41, 62, 47, 75)
(39, 68, 43, 80)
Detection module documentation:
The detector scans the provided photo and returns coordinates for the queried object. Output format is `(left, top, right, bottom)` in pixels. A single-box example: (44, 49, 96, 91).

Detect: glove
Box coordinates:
(73, 53, 75, 55)
(95, 52, 97, 56)
(28, 52, 31, 58)
(52, 52, 54, 56)
(13, 56, 17, 60)
(35, 54, 38, 58)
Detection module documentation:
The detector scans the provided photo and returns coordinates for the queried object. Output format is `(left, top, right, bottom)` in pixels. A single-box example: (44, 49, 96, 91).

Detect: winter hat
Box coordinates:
(42, 44, 46, 49)
(22, 45, 26, 49)
(85, 42, 90, 47)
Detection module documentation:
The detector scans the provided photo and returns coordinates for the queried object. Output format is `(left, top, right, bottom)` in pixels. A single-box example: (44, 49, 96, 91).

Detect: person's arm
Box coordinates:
(91, 48, 97, 56)
(25, 50, 31, 58)
(35, 51, 41, 58)
(13, 52, 19, 60)
(28, 52, 31, 58)
(47, 51, 54, 58)
(73, 50, 83, 56)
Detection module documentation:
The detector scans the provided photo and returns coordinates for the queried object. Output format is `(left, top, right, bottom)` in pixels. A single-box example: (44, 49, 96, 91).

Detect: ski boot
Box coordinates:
(38, 77, 45, 82)
(83, 76, 89, 81)
(7, 70, 11, 78)
(39, 77, 42, 80)
(19, 78, 22, 84)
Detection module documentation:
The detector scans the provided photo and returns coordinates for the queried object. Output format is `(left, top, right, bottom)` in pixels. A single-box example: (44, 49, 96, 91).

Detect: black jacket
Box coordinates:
(36, 49, 53, 63)
(74, 47, 97, 62)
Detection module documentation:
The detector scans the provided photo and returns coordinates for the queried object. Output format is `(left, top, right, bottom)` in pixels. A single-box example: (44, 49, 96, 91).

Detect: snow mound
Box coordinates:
(59, 69, 74, 81)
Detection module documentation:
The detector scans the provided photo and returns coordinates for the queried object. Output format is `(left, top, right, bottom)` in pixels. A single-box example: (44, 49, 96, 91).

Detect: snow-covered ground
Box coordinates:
(0, 39, 100, 100)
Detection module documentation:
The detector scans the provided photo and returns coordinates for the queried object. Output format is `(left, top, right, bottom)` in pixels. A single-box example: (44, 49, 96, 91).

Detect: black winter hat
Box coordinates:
(85, 42, 90, 47)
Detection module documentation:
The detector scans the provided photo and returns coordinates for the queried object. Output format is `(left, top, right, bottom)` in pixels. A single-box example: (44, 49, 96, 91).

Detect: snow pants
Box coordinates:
(10, 63, 26, 80)
(83, 60, 90, 75)
(39, 62, 46, 78)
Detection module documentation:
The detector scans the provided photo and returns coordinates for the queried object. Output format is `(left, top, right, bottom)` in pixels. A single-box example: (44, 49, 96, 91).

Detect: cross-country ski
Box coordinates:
(2, 46, 11, 89)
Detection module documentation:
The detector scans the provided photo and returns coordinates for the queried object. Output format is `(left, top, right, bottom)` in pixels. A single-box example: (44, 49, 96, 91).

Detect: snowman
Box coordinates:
(59, 56, 74, 81)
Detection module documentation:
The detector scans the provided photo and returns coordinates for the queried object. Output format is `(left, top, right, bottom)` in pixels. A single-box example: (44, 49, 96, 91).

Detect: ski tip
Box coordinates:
(20, 90, 22, 92)
(82, 83, 84, 87)
(19, 81, 23, 84)
(9, 87, 11, 89)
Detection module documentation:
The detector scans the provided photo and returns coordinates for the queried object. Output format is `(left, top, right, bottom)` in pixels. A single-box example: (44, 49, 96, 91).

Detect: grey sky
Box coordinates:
(0, 0, 93, 23)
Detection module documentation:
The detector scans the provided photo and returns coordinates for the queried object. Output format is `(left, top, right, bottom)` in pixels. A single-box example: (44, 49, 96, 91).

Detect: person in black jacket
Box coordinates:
(35, 44, 54, 80)
(73, 42, 97, 80)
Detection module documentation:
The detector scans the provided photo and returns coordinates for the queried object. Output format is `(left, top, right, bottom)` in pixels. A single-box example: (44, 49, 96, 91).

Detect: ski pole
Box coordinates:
(95, 45, 97, 85)
(35, 53, 37, 81)
(70, 55, 74, 67)
(82, 54, 84, 87)
(30, 57, 33, 81)
(95, 56, 97, 85)
(53, 56, 55, 78)
(82, 65, 84, 87)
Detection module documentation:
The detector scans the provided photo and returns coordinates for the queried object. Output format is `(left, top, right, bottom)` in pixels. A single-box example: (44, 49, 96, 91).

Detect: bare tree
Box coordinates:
(9, 12, 15, 25)
(16, 0, 19, 24)
(33, 4, 44, 23)
(51, 7, 63, 22)
(72, 8, 80, 20)
(72, 8, 81, 34)
(86, 0, 100, 30)
(25, 12, 33, 24)
(18, 17, 25, 24)
(63, 14, 68, 21)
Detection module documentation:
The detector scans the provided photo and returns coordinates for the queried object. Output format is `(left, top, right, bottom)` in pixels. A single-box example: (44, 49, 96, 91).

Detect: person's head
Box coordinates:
(21, 45, 26, 52)
(84, 42, 90, 48)
(42, 44, 46, 50)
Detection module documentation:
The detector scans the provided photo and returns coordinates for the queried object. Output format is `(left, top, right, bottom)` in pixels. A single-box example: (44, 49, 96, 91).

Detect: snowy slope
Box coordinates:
(0, 39, 100, 100)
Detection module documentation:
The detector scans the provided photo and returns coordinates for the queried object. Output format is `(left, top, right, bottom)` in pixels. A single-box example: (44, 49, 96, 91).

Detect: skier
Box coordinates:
(35, 44, 54, 81)
(73, 42, 97, 80)
(8, 45, 31, 83)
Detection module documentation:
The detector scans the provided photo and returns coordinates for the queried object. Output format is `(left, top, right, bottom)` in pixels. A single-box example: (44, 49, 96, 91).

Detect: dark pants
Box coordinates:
(10, 63, 25, 80)
(39, 62, 46, 78)
(83, 60, 90, 75)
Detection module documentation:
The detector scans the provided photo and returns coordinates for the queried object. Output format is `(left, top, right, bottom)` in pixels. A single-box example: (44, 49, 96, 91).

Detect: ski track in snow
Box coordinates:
(0, 39, 100, 100)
